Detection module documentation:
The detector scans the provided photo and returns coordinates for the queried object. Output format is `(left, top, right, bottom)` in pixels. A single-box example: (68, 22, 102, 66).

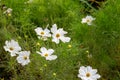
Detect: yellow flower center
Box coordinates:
(8, 13, 11, 16)
(10, 47, 14, 51)
(40, 32, 44, 35)
(44, 53, 48, 57)
(23, 56, 27, 60)
(86, 19, 90, 22)
(68, 45, 72, 48)
(56, 34, 60, 38)
(53, 73, 56, 76)
(86, 73, 91, 77)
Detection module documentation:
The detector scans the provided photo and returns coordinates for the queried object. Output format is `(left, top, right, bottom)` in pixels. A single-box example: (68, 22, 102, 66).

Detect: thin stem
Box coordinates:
(80, 0, 97, 11)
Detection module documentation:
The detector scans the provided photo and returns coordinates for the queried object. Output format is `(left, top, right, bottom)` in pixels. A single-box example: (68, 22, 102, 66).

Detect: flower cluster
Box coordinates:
(2, 7, 101, 79)
(3, 39, 30, 66)
(34, 24, 71, 44)
(4, 23, 70, 66)
(34, 23, 71, 60)
(51, 24, 71, 44)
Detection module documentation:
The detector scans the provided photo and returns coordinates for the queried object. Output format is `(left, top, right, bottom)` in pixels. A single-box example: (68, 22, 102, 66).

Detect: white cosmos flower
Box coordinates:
(35, 27, 51, 41)
(78, 66, 101, 80)
(3, 8, 12, 14)
(51, 24, 71, 44)
(81, 15, 95, 25)
(3, 39, 21, 57)
(37, 47, 57, 61)
(17, 51, 30, 66)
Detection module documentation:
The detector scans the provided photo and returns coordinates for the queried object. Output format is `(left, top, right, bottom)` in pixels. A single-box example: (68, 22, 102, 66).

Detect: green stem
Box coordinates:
(80, 0, 97, 12)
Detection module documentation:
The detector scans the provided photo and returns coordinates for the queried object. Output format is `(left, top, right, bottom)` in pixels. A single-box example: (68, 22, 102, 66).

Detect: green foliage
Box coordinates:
(0, 0, 120, 80)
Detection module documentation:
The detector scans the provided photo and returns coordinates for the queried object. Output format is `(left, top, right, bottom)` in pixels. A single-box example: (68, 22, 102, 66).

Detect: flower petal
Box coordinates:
(52, 37, 60, 44)
(81, 18, 87, 23)
(60, 36, 71, 43)
(35, 27, 43, 35)
(40, 47, 47, 53)
(46, 55, 57, 60)
(48, 49, 54, 55)
(51, 24, 57, 33)
(10, 52, 16, 57)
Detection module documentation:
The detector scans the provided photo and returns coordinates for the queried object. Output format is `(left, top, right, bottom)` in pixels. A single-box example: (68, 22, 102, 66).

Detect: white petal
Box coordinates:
(58, 28, 68, 35)
(35, 27, 43, 35)
(19, 51, 30, 56)
(79, 69, 86, 75)
(60, 36, 71, 43)
(48, 49, 54, 55)
(91, 69, 97, 75)
(25, 51, 30, 56)
(11, 39, 15, 43)
(46, 55, 57, 60)
(81, 18, 87, 23)
(21, 62, 26, 66)
(78, 74, 83, 78)
(79, 66, 86, 72)
(22, 59, 30, 66)
(45, 33, 51, 37)
(3, 46, 9, 51)
(41, 37, 48, 41)
(44, 28, 51, 37)
(14, 46, 21, 52)
(36, 51, 41, 54)
(44, 28, 50, 33)
(87, 22, 92, 25)
(86, 15, 92, 19)
(16, 56, 24, 63)
(79, 66, 88, 75)
(78, 74, 81, 78)
(40, 47, 47, 53)
(10, 52, 16, 57)
(21, 61, 28, 66)
(78, 74, 88, 80)
(52, 37, 60, 44)
(51, 24, 57, 33)
(36, 51, 44, 56)
(38, 36, 41, 39)
(86, 15, 95, 20)
(86, 66, 92, 72)
(5, 40, 9, 45)
(92, 74, 101, 79)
